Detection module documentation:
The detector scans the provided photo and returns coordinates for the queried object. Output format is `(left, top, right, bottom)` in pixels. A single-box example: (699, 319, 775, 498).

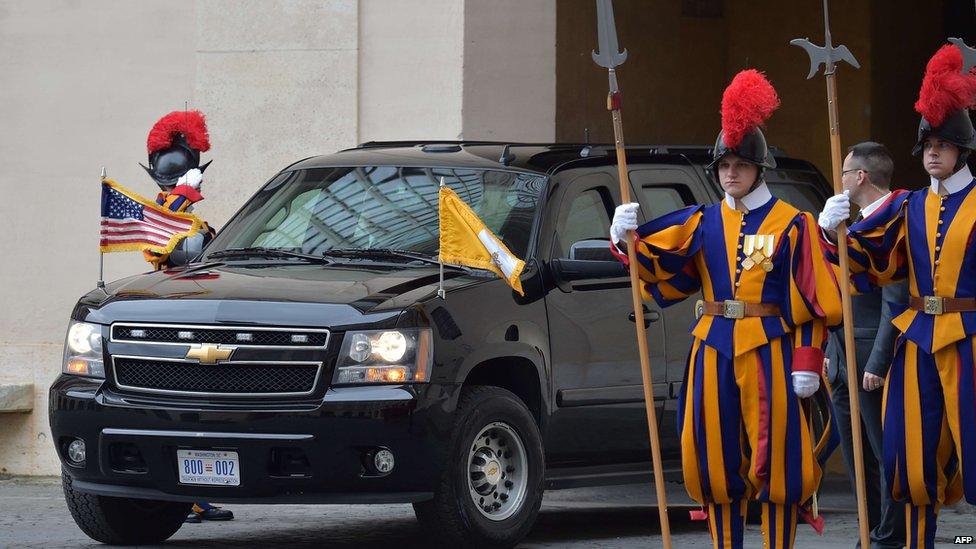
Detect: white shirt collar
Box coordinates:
(859, 191, 892, 219)
(930, 165, 974, 195)
(724, 182, 773, 212)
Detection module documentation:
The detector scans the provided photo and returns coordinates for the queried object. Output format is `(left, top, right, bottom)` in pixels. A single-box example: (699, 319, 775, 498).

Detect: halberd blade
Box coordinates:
(790, 38, 859, 78)
(950, 37, 976, 74)
(592, 0, 628, 69)
(835, 45, 860, 70)
(790, 38, 828, 79)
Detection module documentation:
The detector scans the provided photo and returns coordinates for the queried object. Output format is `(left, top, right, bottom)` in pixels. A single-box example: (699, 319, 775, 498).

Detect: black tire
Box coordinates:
(62, 472, 191, 545)
(413, 385, 544, 548)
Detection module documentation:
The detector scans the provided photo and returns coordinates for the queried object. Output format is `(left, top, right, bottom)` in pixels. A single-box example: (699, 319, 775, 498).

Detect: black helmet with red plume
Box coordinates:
(140, 110, 212, 190)
(708, 69, 781, 173)
(913, 44, 976, 157)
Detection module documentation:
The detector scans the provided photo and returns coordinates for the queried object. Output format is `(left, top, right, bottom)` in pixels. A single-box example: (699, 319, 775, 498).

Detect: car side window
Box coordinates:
(639, 186, 689, 219)
(630, 168, 700, 221)
(554, 187, 612, 259)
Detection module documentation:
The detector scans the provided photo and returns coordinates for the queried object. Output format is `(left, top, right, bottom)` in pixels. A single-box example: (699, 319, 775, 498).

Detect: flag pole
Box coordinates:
(437, 177, 446, 300)
(791, 1, 869, 545)
(592, 2, 671, 545)
(97, 167, 106, 289)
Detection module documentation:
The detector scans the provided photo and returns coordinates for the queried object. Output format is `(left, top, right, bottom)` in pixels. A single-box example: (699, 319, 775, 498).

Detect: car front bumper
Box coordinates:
(50, 376, 459, 504)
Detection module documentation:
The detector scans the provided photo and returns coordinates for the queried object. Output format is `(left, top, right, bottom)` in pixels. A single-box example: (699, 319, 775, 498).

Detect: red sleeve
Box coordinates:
(609, 234, 637, 268)
(792, 347, 825, 374)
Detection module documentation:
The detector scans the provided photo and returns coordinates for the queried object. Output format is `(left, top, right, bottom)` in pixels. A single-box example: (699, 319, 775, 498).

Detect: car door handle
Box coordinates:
(628, 305, 660, 328)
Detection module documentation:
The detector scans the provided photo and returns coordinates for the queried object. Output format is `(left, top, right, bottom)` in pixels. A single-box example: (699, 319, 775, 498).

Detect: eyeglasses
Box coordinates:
(842, 168, 868, 176)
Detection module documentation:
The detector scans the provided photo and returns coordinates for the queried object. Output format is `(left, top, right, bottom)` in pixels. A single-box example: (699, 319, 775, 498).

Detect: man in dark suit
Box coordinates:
(825, 142, 907, 548)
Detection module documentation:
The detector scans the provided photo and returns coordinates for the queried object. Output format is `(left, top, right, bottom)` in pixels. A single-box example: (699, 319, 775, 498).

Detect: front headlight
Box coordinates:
(332, 329, 433, 385)
(62, 321, 105, 378)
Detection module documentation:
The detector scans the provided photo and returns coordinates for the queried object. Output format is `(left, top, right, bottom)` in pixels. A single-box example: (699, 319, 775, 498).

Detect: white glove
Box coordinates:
(610, 202, 640, 244)
(177, 168, 203, 190)
(818, 190, 850, 231)
(792, 371, 820, 399)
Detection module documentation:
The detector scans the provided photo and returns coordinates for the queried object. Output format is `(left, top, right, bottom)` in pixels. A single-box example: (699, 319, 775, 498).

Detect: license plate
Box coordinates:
(177, 449, 240, 486)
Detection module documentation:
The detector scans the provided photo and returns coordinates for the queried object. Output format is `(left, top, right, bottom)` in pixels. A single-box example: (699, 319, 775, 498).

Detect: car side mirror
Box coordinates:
(569, 239, 616, 262)
(552, 240, 626, 282)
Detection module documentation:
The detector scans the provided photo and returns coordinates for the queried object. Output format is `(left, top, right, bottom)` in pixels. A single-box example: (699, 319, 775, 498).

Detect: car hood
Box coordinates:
(75, 261, 483, 328)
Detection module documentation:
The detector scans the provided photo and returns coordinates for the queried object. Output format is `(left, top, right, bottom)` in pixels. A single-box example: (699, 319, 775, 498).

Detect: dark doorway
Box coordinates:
(557, 0, 976, 189)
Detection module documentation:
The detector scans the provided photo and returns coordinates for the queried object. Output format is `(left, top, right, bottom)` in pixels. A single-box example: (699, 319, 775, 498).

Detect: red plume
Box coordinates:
(915, 44, 976, 127)
(721, 70, 780, 149)
(146, 110, 211, 154)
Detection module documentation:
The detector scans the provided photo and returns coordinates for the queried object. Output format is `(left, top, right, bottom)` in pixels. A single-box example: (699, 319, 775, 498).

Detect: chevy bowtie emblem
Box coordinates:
(185, 343, 235, 365)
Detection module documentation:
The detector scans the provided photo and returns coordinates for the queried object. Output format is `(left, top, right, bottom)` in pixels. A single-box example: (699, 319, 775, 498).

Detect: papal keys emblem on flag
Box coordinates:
(99, 179, 202, 254)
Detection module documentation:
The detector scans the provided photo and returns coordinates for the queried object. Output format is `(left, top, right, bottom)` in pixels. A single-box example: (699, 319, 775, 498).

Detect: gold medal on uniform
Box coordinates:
(742, 235, 757, 270)
(759, 235, 775, 271)
(741, 234, 774, 271)
(763, 235, 775, 270)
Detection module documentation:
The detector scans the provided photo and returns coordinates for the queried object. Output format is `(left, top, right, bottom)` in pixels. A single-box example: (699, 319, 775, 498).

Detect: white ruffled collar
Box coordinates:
(724, 182, 773, 212)
(930, 165, 974, 196)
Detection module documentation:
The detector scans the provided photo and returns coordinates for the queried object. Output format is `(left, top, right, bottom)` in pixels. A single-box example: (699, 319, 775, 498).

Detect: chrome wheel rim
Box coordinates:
(466, 421, 528, 521)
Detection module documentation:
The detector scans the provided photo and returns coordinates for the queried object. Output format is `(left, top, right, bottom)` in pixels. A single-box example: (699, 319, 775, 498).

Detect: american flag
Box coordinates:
(100, 180, 199, 253)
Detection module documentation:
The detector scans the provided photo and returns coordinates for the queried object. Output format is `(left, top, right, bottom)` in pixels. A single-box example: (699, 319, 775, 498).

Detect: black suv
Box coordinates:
(50, 141, 830, 547)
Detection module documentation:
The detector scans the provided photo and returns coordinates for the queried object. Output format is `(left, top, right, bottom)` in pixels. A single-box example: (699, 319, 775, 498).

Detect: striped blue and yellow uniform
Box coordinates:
(833, 177, 976, 549)
(622, 195, 842, 549)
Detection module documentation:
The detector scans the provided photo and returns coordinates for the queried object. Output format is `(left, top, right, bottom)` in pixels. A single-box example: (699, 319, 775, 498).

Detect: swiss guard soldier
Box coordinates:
(139, 110, 232, 523)
(610, 70, 842, 549)
(140, 110, 216, 270)
(819, 44, 976, 548)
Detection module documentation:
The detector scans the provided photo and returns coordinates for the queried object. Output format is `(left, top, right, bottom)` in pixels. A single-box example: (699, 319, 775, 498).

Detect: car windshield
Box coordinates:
(206, 166, 545, 260)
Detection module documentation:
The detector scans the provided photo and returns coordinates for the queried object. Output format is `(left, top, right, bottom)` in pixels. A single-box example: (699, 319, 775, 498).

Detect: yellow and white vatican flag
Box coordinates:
(438, 184, 525, 296)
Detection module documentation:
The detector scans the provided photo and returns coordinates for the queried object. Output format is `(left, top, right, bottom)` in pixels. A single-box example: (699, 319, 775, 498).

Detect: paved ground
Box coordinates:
(3, 475, 976, 548)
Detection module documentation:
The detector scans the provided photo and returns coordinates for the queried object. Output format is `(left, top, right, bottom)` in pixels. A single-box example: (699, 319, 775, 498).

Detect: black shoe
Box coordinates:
(198, 506, 234, 521)
(184, 513, 202, 523)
